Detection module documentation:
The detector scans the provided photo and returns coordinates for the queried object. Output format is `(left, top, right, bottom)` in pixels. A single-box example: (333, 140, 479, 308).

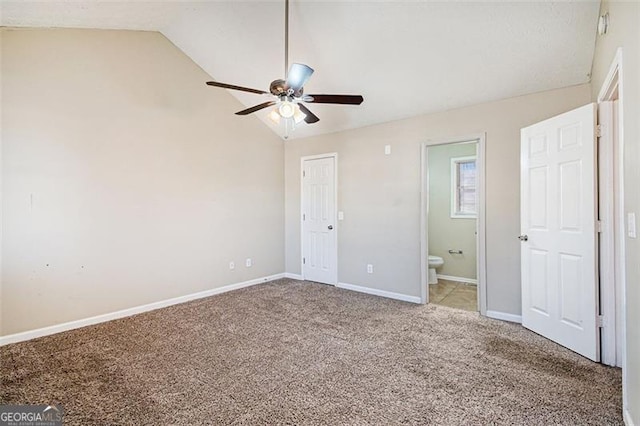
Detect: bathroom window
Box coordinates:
(451, 156, 477, 218)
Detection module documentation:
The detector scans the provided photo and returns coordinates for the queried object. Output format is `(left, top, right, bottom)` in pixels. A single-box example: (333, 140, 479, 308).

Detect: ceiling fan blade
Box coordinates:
(206, 81, 268, 95)
(286, 63, 314, 92)
(298, 104, 320, 124)
(235, 101, 276, 116)
(306, 94, 364, 105)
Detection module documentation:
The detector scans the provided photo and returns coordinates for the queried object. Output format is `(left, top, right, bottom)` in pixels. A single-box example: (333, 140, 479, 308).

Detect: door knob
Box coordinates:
(518, 235, 528, 241)
(328, 225, 334, 230)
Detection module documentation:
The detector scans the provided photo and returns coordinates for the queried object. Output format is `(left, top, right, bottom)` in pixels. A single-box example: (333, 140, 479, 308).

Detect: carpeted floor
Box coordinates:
(1, 279, 622, 425)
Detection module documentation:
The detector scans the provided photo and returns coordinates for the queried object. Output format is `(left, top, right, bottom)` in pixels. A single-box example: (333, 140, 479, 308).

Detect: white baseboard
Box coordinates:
(0, 273, 285, 346)
(486, 310, 522, 324)
(284, 272, 303, 280)
(436, 274, 478, 285)
(624, 408, 636, 426)
(337, 282, 421, 304)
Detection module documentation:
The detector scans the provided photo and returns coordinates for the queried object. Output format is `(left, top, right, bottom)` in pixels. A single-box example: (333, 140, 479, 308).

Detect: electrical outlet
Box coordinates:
(229, 261, 235, 270)
(246, 258, 252, 267)
(367, 264, 373, 274)
(338, 211, 344, 221)
(384, 145, 391, 155)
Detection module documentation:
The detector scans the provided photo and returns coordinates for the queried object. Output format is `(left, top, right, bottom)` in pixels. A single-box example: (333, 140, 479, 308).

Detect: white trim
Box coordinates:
(450, 155, 478, 219)
(420, 142, 427, 302)
(624, 408, 636, 426)
(486, 310, 522, 324)
(436, 274, 477, 285)
(300, 153, 338, 285)
(476, 138, 488, 315)
(0, 273, 285, 346)
(337, 282, 421, 304)
(597, 48, 627, 412)
(598, 100, 620, 367)
(284, 272, 303, 280)
(420, 133, 487, 317)
(598, 48, 622, 103)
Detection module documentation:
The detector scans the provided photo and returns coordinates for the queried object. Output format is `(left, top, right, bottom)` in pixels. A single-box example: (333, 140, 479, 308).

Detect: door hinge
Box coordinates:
(303, 257, 306, 264)
(303, 213, 306, 221)
(303, 170, 306, 177)
(596, 124, 603, 138)
(597, 220, 603, 233)
(597, 315, 605, 328)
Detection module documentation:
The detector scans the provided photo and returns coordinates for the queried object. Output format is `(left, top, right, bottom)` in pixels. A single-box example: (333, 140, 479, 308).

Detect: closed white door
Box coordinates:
(520, 103, 599, 361)
(302, 156, 337, 285)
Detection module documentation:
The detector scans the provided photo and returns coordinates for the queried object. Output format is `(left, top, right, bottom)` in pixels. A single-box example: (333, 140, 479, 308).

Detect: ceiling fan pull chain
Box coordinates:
(284, 116, 290, 139)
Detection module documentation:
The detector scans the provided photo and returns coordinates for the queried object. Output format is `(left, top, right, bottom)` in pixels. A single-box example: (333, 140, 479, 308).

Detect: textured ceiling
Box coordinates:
(1, 0, 601, 139)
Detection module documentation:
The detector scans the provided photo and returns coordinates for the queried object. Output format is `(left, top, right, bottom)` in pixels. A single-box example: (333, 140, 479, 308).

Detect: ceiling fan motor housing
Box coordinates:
(270, 79, 287, 96)
(270, 79, 303, 98)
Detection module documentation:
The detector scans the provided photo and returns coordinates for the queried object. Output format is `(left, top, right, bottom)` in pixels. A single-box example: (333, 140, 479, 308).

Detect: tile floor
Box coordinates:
(429, 279, 477, 312)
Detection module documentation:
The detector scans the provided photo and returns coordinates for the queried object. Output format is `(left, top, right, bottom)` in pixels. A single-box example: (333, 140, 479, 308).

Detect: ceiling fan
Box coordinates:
(205, 0, 364, 135)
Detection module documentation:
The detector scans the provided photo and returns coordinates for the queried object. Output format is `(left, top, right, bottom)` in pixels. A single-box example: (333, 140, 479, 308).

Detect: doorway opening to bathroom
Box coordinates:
(420, 135, 486, 315)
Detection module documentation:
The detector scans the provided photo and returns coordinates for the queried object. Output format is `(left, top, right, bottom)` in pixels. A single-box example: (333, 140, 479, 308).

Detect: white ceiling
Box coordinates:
(1, 0, 601, 139)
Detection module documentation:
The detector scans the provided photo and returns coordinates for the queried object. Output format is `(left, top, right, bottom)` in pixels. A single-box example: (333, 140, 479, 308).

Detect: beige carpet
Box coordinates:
(1, 279, 622, 425)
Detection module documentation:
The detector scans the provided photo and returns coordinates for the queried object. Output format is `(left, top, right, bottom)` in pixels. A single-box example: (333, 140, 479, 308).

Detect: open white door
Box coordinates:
(302, 156, 337, 285)
(520, 103, 599, 361)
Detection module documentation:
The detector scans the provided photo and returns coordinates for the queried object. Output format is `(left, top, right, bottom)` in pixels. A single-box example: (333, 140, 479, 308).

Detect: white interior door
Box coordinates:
(520, 103, 599, 361)
(302, 156, 337, 285)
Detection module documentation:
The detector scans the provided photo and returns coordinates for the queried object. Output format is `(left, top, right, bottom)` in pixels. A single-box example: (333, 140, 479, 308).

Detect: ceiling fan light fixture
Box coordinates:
(278, 100, 296, 118)
(269, 109, 281, 124)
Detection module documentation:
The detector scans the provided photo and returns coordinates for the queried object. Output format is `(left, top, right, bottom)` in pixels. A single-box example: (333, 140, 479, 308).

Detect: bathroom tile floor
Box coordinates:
(429, 279, 477, 312)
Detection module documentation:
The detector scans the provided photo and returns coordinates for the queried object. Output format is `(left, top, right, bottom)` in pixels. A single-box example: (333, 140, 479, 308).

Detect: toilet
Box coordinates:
(428, 255, 444, 285)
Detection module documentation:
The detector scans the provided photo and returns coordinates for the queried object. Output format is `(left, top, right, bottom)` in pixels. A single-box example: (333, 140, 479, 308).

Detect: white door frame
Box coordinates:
(597, 47, 626, 393)
(420, 134, 487, 315)
(300, 153, 339, 284)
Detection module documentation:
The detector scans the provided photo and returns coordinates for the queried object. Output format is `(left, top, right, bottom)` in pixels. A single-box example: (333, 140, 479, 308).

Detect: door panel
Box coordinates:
(303, 157, 337, 285)
(529, 166, 548, 228)
(559, 253, 582, 328)
(559, 160, 582, 230)
(529, 249, 549, 315)
(521, 103, 599, 361)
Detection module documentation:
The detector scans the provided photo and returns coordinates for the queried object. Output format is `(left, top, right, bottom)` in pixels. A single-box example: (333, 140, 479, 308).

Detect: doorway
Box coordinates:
(301, 153, 338, 285)
(420, 135, 487, 315)
(596, 48, 625, 371)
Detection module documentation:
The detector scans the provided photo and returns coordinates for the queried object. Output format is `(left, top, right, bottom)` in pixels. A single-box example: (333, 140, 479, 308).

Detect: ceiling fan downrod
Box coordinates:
(285, 0, 289, 78)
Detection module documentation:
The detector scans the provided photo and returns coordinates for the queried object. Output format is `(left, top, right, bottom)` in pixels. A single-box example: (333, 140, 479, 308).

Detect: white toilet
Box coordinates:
(428, 255, 444, 284)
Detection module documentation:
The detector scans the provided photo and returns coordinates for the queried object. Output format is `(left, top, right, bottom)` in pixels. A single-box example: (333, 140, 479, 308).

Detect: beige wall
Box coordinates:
(285, 84, 591, 311)
(590, 0, 640, 421)
(0, 29, 285, 335)
(427, 142, 477, 280)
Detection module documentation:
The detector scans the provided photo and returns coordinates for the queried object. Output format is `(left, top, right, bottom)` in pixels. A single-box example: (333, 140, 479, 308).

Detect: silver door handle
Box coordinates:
(518, 235, 528, 241)
(328, 225, 333, 230)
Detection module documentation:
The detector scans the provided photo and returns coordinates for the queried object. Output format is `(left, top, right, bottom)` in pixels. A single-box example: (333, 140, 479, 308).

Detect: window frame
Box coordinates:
(450, 155, 478, 219)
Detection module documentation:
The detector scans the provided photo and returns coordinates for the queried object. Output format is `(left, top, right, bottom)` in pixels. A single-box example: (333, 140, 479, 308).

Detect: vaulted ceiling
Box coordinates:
(1, 0, 601, 139)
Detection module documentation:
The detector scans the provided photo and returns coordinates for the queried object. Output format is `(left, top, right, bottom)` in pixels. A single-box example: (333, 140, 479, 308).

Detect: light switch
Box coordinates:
(628, 212, 637, 238)
(384, 145, 391, 155)
(338, 211, 344, 221)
